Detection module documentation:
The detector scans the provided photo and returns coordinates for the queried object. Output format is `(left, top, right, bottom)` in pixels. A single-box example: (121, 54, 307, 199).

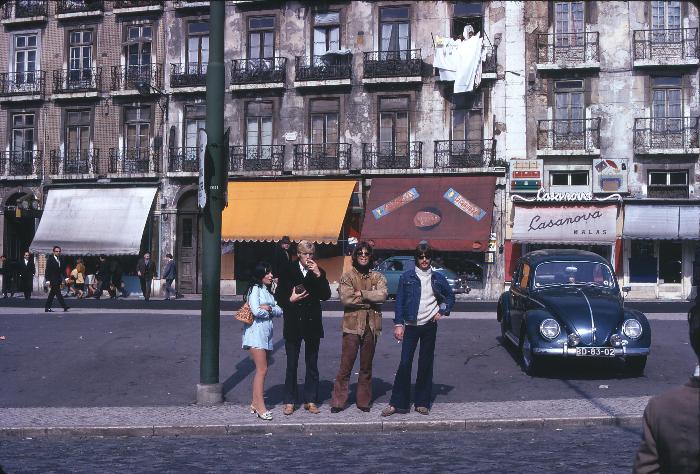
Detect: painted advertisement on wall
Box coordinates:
(592, 159, 628, 194)
(509, 159, 543, 193)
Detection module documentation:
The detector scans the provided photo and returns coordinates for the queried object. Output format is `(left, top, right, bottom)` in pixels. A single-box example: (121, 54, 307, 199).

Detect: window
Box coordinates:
(13, 33, 37, 86)
(554, 80, 584, 134)
(554, 2, 584, 47)
(379, 6, 410, 59)
(124, 24, 152, 83)
(184, 104, 206, 165)
(124, 106, 150, 150)
(187, 22, 209, 74)
(68, 30, 93, 86)
(247, 16, 274, 60)
(452, 2, 483, 38)
(378, 96, 409, 155)
(310, 99, 339, 144)
(550, 170, 589, 186)
(652, 1, 681, 30)
(652, 76, 682, 132)
(452, 93, 483, 141)
(11, 113, 34, 162)
(245, 101, 273, 159)
(65, 109, 91, 164)
(313, 12, 340, 57)
(648, 170, 688, 198)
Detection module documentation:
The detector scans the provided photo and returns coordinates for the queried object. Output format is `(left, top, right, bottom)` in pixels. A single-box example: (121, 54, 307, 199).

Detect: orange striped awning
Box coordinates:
(222, 180, 356, 243)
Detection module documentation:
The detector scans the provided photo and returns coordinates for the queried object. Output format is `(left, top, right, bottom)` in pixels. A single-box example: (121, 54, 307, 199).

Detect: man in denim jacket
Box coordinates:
(382, 241, 455, 417)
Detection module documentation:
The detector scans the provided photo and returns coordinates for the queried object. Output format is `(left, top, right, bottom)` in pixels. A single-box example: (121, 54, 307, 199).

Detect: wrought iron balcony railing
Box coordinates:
(0, 150, 40, 176)
(49, 149, 98, 175)
(293, 143, 351, 171)
(634, 117, 699, 152)
(362, 142, 423, 169)
(231, 58, 287, 85)
(109, 147, 161, 174)
(57, 0, 103, 14)
(1, 0, 47, 19)
(229, 145, 285, 172)
(295, 54, 352, 82)
(170, 63, 207, 88)
(633, 28, 699, 62)
(363, 50, 422, 78)
(168, 147, 200, 172)
(111, 64, 163, 91)
(53, 67, 102, 94)
(537, 118, 600, 152)
(434, 139, 495, 168)
(536, 32, 599, 64)
(113, 0, 162, 8)
(0, 71, 45, 96)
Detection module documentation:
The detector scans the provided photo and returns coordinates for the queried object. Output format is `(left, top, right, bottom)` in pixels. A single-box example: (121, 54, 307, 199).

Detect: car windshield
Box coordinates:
(533, 260, 614, 288)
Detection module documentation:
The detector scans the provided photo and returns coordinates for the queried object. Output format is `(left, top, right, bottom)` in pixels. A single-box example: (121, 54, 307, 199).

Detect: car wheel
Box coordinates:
(624, 356, 647, 376)
(520, 332, 540, 376)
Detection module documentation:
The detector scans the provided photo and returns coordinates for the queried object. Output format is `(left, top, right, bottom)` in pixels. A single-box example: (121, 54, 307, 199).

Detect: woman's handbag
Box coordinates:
(234, 302, 254, 325)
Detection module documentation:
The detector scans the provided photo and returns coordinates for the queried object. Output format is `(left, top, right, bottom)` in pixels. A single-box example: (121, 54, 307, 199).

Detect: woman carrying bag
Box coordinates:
(241, 261, 283, 421)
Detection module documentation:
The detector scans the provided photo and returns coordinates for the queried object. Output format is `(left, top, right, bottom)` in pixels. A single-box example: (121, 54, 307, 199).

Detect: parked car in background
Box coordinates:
(497, 249, 651, 376)
(375, 255, 469, 298)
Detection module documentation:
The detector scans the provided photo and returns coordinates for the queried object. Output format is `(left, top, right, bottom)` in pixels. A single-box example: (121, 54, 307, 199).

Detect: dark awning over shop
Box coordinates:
(361, 176, 496, 251)
(623, 204, 700, 240)
(30, 187, 157, 256)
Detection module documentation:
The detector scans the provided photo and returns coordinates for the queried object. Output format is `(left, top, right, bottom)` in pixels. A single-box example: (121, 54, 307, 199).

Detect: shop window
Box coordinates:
(629, 240, 657, 283)
(550, 170, 589, 186)
(658, 241, 682, 284)
(647, 170, 688, 198)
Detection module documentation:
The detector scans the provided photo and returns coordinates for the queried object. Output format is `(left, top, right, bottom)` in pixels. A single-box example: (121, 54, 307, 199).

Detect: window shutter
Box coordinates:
(585, 1, 597, 25)
(548, 1, 554, 29)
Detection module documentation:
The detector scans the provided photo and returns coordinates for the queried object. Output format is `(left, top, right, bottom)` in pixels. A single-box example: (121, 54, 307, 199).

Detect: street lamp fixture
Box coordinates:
(135, 79, 169, 120)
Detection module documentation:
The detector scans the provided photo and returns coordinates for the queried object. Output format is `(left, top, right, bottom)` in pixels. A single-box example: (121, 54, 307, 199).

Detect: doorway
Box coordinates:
(3, 192, 36, 261)
(176, 192, 202, 294)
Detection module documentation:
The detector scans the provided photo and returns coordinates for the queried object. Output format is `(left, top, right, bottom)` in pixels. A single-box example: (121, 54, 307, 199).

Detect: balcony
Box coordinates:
(49, 149, 98, 177)
(537, 118, 600, 156)
(56, 0, 103, 18)
(52, 68, 102, 99)
(0, 71, 45, 102)
(174, 0, 209, 10)
(363, 50, 422, 84)
(1, 0, 47, 24)
(229, 145, 285, 175)
(108, 147, 161, 177)
(230, 58, 286, 91)
(292, 143, 352, 174)
(111, 64, 163, 95)
(294, 54, 352, 88)
(362, 142, 423, 172)
(0, 151, 41, 179)
(434, 139, 495, 169)
(536, 32, 600, 71)
(167, 147, 200, 174)
(112, 0, 163, 14)
(634, 117, 700, 154)
(633, 28, 699, 67)
(170, 63, 207, 92)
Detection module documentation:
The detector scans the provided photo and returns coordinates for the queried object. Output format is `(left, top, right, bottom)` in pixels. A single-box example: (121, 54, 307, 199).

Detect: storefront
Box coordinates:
(622, 202, 700, 300)
(506, 191, 621, 281)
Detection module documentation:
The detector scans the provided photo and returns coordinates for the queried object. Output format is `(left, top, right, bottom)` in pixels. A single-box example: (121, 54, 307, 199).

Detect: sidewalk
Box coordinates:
(0, 397, 648, 438)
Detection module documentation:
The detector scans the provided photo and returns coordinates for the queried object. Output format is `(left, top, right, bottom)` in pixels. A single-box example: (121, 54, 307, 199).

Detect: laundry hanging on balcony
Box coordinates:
(433, 28, 484, 93)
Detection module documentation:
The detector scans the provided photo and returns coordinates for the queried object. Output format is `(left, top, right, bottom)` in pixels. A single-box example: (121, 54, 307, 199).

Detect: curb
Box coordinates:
(0, 415, 642, 439)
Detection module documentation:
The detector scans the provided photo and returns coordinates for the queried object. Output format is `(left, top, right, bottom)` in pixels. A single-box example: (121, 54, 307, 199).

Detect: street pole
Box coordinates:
(196, 0, 225, 405)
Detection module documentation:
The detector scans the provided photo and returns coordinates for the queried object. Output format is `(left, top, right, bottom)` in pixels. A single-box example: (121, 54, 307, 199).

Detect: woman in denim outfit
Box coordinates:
(242, 261, 283, 420)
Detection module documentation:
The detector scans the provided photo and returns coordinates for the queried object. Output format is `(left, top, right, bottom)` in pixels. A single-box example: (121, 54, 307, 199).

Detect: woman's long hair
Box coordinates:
(251, 261, 273, 288)
(352, 241, 375, 274)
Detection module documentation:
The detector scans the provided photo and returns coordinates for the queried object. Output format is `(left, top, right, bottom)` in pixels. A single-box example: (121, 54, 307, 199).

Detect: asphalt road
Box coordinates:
(0, 425, 643, 473)
(1, 309, 696, 408)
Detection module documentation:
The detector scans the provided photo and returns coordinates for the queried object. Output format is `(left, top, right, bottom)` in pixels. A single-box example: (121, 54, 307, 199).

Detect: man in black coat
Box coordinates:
(0, 255, 12, 298)
(271, 235, 292, 279)
(18, 251, 35, 300)
(275, 240, 331, 415)
(136, 252, 154, 301)
(95, 255, 113, 299)
(44, 246, 69, 312)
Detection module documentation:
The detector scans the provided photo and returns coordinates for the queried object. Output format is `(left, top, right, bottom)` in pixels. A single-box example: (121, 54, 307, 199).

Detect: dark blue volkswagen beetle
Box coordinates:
(497, 249, 651, 376)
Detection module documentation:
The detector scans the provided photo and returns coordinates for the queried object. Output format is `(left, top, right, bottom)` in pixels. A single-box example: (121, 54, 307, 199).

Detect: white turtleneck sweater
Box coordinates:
(408, 266, 438, 326)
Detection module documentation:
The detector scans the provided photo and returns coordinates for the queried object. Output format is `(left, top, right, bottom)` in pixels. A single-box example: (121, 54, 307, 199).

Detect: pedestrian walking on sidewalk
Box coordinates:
(330, 242, 387, 413)
(276, 240, 331, 415)
(95, 255, 112, 299)
(71, 258, 85, 299)
(162, 253, 176, 300)
(1, 255, 15, 298)
(633, 305, 700, 473)
(18, 251, 35, 299)
(242, 261, 283, 421)
(44, 246, 69, 312)
(381, 241, 454, 417)
(136, 252, 154, 301)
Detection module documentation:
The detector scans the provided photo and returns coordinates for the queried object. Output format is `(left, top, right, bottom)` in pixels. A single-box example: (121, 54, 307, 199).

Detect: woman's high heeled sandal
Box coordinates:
(250, 405, 273, 421)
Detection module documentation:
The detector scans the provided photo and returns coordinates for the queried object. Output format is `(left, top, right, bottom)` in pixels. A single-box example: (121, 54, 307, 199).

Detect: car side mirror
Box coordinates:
(621, 286, 631, 298)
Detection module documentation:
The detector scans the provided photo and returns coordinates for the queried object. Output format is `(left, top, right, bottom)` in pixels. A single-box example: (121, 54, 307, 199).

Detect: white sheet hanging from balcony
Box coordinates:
(30, 186, 158, 256)
(433, 31, 484, 93)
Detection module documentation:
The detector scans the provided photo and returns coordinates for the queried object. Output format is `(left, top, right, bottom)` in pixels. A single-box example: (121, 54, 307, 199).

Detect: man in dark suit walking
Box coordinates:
(136, 252, 154, 301)
(18, 251, 35, 299)
(44, 246, 69, 312)
(275, 240, 331, 415)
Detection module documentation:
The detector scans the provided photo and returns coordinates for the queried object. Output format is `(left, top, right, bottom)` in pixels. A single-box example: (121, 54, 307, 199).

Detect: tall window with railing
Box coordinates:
(379, 6, 410, 60)
(247, 16, 274, 66)
(184, 104, 206, 171)
(554, 1, 584, 47)
(13, 33, 37, 90)
(378, 96, 409, 162)
(11, 113, 34, 171)
(652, 76, 682, 138)
(68, 30, 93, 88)
(245, 101, 273, 161)
(186, 21, 208, 76)
(65, 109, 91, 173)
(652, 0, 681, 42)
(124, 24, 152, 87)
(554, 79, 585, 145)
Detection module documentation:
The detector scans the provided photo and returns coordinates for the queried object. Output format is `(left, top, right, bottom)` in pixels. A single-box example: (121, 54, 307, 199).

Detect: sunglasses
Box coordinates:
(356, 251, 372, 257)
(417, 254, 431, 260)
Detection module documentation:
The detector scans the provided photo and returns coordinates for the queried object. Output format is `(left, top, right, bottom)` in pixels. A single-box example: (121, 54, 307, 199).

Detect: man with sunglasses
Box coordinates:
(382, 241, 454, 417)
(331, 241, 388, 413)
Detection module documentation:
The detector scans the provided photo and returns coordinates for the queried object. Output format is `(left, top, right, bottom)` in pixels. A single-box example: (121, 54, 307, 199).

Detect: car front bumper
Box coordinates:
(532, 346, 650, 357)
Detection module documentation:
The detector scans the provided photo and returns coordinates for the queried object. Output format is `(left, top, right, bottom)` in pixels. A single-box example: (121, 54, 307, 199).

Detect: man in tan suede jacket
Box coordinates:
(330, 241, 388, 413)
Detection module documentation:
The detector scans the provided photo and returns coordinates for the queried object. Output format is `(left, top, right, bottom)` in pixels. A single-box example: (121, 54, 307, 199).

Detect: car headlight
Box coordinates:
(540, 318, 560, 340)
(622, 319, 643, 339)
